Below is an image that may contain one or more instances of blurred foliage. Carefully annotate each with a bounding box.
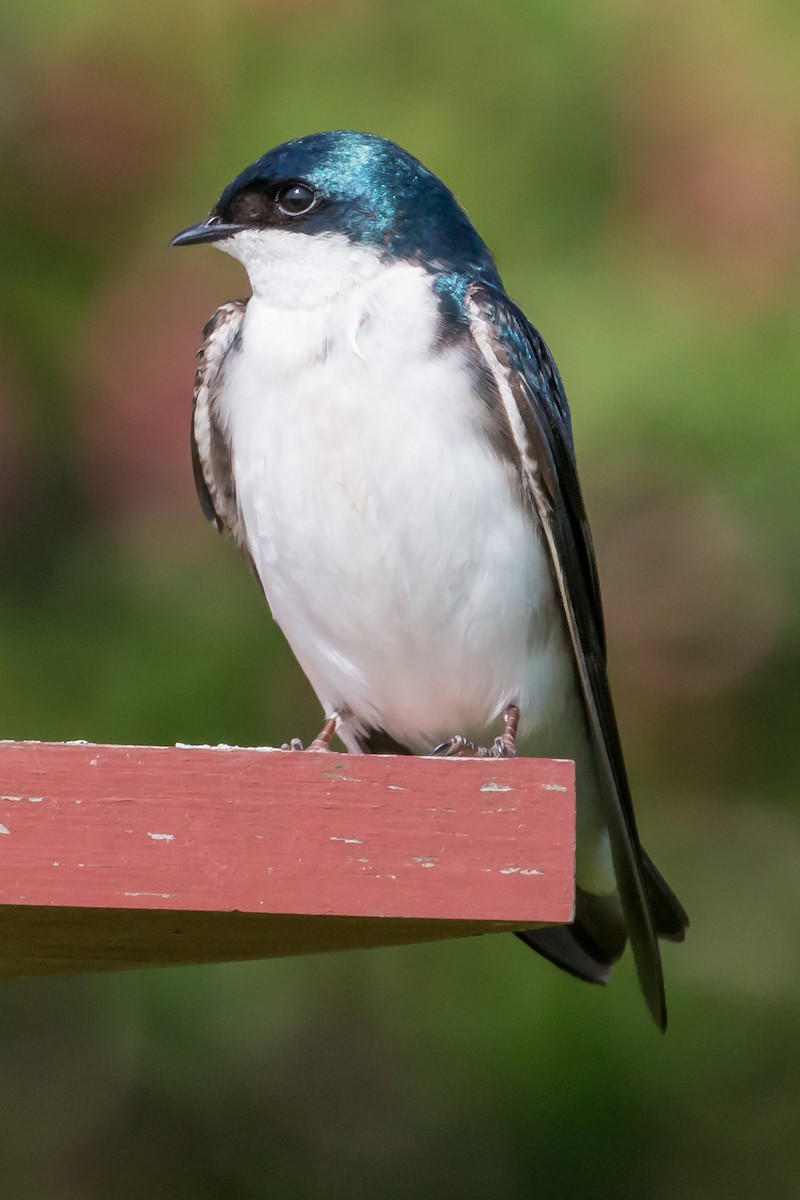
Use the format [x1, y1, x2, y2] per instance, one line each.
[0, 0, 799, 1196]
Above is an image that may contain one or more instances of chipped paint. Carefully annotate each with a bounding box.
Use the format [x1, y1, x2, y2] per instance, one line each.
[1, 795, 22, 803]
[499, 866, 542, 876]
[147, 832, 175, 842]
[123, 891, 174, 899]
[174, 741, 282, 753]
[330, 836, 363, 845]
[480, 782, 513, 793]
[411, 855, 438, 869]
[0, 824, 10, 835]
[541, 782, 568, 793]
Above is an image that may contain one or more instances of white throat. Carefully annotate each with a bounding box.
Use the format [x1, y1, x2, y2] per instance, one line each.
[217, 227, 384, 309]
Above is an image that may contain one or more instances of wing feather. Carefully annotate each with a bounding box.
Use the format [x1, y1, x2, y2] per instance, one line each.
[191, 300, 256, 572]
[466, 282, 687, 1029]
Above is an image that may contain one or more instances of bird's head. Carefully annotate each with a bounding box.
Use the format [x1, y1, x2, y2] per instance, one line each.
[172, 130, 498, 306]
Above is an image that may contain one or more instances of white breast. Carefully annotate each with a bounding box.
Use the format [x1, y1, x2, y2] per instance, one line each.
[216, 234, 573, 751]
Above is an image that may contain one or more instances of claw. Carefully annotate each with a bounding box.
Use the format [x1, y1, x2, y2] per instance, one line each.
[489, 734, 514, 759]
[432, 734, 482, 758]
[431, 705, 520, 760]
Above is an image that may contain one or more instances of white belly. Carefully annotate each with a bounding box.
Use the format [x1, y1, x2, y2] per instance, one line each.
[220, 262, 574, 752]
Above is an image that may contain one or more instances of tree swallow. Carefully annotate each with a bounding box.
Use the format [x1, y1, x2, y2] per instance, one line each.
[172, 130, 688, 1029]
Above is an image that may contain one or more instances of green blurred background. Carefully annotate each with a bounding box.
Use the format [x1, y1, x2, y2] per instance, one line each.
[1, 0, 799, 1196]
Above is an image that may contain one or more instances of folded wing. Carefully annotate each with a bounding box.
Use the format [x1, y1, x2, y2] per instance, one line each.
[465, 282, 688, 1030]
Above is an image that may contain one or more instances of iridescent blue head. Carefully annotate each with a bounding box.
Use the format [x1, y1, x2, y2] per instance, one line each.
[172, 130, 500, 288]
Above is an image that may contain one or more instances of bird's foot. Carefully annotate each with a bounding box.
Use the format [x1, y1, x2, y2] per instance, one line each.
[431, 734, 485, 758]
[432, 704, 520, 759]
[281, 712, 345, 753]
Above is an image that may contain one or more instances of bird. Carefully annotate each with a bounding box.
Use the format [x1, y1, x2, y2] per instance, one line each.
[172, 130, 688, 1029]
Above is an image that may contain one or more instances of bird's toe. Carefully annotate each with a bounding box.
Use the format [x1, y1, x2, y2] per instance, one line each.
[431, 735, 481, 758]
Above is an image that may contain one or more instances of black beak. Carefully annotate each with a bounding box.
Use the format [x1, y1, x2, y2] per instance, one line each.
[171, 214, 246, 247]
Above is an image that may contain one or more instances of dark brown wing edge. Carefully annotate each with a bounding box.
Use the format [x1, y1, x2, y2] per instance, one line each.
[191, 300, 257, 573]
[466, 283, 687, 1029]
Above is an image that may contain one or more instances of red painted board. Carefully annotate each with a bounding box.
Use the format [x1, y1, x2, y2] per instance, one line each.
[0, 742, 574, 925]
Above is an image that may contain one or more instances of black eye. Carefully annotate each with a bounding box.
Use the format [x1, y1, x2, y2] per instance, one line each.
[275, 182, 316, 217]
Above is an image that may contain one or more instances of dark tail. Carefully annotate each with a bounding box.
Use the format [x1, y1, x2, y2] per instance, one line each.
[518, 856, 688, 989]
[640, 849, 689, 942]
